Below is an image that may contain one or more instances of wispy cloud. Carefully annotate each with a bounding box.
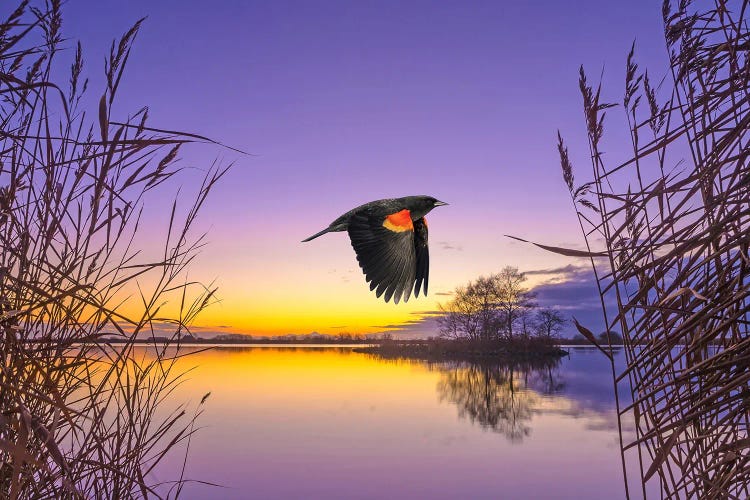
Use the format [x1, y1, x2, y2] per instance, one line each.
[409, 310, 442, 316]
[524, 263, 585, 276]
[371, 323, 414, 329]
[371, 315, 442, 339]
[533, 267, 611, 335]
[104, 322, 238, 339]
[437, 241, 463, 251]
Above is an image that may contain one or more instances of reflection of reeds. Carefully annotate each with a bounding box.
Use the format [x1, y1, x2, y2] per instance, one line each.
[0, 2, 226, 497]
[546, 1, 750, 498]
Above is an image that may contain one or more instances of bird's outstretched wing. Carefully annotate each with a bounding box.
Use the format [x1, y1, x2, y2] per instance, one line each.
[413, 217, 429, 297]
[348, 209, 421, 303]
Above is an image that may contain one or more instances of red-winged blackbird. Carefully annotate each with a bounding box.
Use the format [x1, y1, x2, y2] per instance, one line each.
[302, 196, 448, 303]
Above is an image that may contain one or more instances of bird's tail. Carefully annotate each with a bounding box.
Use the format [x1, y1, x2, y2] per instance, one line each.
[301, 228, 331, 242]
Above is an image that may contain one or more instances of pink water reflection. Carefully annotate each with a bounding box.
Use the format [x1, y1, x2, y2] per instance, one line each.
[153, 346, 635, 499]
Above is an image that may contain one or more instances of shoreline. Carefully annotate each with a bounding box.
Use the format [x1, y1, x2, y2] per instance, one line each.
[352, 338, 570, 363]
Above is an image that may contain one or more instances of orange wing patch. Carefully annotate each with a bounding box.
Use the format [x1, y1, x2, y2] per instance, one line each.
[383, 209, 414, 232]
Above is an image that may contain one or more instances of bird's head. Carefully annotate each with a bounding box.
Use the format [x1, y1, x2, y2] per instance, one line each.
[406, 195, 448, 219]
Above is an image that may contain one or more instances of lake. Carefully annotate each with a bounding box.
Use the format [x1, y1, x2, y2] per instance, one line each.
[153, 346, 637, 499]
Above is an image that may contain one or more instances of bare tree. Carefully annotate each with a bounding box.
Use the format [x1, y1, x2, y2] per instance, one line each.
[438, 267, 536, 341]
[518, 307, 536, 338]
[467, 276, 504, 339]
[534, 307, 567, 339]
[495, 266, 536, 340]
[438, 283, 487, 340]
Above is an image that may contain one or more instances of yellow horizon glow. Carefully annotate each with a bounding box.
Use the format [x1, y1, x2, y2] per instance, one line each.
[106, 263, 572, 336]
[97, 200, 581, 337]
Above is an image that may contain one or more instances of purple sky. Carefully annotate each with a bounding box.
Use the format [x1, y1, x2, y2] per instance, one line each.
[60, 1, 671, 336]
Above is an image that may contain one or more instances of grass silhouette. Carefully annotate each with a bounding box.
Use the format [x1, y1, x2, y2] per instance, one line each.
[0, 2, 229, 497]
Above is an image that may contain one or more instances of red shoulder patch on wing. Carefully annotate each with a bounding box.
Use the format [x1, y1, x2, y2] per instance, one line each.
[383, 209, 414, 232]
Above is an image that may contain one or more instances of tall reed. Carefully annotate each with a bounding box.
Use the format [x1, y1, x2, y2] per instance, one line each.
[0, 2, 229, 497]
[515, 1, 749, 497]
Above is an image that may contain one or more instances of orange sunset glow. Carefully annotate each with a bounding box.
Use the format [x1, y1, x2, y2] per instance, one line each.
[9, 0, 740, 497]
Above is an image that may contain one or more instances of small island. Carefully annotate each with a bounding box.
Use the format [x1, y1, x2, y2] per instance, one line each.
[354, 337, 567, 362]
[98, 266, 605, 362]
[361, 267, 574, 362]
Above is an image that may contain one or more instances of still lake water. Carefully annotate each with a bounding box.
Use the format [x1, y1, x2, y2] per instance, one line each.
[154, 346, 636, 499]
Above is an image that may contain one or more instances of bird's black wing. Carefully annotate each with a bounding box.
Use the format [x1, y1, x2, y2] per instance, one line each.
[413, 217, 429, 297]
[347, 210, 417, 303]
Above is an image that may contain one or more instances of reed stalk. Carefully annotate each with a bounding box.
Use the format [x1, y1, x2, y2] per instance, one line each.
[0, 2, 229, 497]
[513, 1, 750, 496]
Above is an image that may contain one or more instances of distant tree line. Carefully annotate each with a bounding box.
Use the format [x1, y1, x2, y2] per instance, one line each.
[101, 332, 393, 344]
[212, 332, 389, 343]
[437, 266, 567, 342]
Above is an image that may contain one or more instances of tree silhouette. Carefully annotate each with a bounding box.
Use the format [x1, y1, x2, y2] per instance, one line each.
[534, 307, 567, 339]
[438, 266, 536, 341]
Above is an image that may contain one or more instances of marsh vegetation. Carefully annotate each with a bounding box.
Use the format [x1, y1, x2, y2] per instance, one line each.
[517, 1, 750, 497]
[0, 2, 227, 497]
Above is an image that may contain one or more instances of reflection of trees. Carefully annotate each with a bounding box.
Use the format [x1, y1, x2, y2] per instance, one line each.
[525, 361, 565, 396]
[436, 359, 562, 442]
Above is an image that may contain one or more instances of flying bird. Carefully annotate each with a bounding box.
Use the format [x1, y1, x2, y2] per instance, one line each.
[302, 196, 448, 304]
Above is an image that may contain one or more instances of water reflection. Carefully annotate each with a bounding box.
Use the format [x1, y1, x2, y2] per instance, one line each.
[360, 349, 628, 443]
[154, 346, 631, 499]
[436, 359, 562, 442]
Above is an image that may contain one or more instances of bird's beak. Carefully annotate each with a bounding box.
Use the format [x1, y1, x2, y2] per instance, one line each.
[434, 200, 449, 207]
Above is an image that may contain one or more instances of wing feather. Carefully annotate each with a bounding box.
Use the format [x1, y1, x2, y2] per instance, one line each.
[414, 218, 429, 297]
[347, 211, 417, 303]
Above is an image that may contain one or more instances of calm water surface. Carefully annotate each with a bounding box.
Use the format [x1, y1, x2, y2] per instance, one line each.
[154, 346, 635, 499]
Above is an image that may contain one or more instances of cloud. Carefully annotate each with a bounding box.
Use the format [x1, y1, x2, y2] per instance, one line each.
[368, 267, 610, 339]
[371, 323, 415, 329]
[102, 321, 238, 339]
[532, 268, 612, 336]
[372, 314, 442, 339]
[434, 291, 453, 296]
[524, 263, 585, 276]
[437, 241, 463, 251]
